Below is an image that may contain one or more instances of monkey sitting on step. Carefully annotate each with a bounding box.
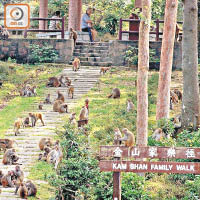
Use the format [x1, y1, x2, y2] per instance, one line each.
[53, 100, 68, 113]
[119, 128, 135, 147]
[2, 149, 19, 165]
[25, 180, 37, 197]
[14, 118, 24, 136]
[0, 139, 17, 151]
[46, 77, 61, 87]
[38, 146, 51, 161]
[1, 171, 15, 187]
[56, 91, 65, 102]
[69, 28, 78, 47]
[44, 94, 51, 104]
[39, 138, 53, 151]
[108, 88, 121, 99]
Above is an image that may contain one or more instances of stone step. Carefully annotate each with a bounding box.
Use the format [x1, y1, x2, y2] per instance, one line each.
[78, 61, 112, 67]
[75, 45, 109, 51]
[73, 52, 109, 57]
[76, 42, 109, 46]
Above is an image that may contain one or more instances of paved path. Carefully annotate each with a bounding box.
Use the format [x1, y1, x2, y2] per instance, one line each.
[0, 66, 100, 199]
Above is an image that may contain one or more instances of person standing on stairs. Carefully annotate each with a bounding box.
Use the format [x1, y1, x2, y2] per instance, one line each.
[81, 7, 97, 42]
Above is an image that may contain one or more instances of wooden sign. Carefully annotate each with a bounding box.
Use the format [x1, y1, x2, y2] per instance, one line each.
[100, 146, 200, 159]
[100, 160, 200, 174]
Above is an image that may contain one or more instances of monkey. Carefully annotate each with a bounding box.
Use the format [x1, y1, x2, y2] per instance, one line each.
[14, 118, 24, 136]
[25, 180, 37, 197]
[38, 102, 43, 110]
[44, 94, 51, 104]
[69, 28, 78, 47]
[2, 149, 19, 165]
[127, 99, 135, 112]
[68, 85, 74, 99]
[0, 139, 16, 150]
[72, 58, 80, 72]
[0, 171, 4, 185]
[85, 98, 89, 112]
[67, 78, 72, 87]
[30, 86, 37, 96]
[108, 88, 121, 99]
[23, 117, 30, 128]
[58, 103, 68, 113]
[47, 145, 63, 169]
[100, 67, 110, 75]
[119, 128, 135, 147]
[53, 100, 64, 112]
[173, 89, 182, 101]
[18, 183, 28, 199]
[114, 128, 122, 145]
[38, 146, 51, 161]
[69, 112, 76, 126]
[46, 77, 61, 87]
[170, 91, 179, 104]
[29, 113, 45, 127]
[59, 75, 68, 87]
[2, 28, 9, 40]
[152, 128, 165, 141]
[79, 106, 88, 121]
[14, 166, 24, 195]
[1, 171, 14, 187]
[39, 138, 53, 151]
[56, 91, 65, 102]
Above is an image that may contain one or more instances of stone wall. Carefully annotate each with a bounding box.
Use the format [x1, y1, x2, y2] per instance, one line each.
[109, 40, 182, 69]
[0, 39, 74, 63]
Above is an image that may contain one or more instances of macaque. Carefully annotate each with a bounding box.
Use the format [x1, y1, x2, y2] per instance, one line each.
[79, 106, 88, 121]
[53, 100, 65, 112]
[59, 103, 68, 113]
[25, 180, 37, 196]
[38, 102, 43, 110]
[29, 113, 45, 127]
[14, 166, 24, 195]
[44, 94, 51, 104]
[152, 128, 165, 141]
[114, 128, 122, 145]
[2, 28, 9, 40]
[68, 85, 74, 99]
[1, 171, 14, 187]
[23, 117, 30, 127]
[38, 147, 51, 161]
[18, 183, 28, 199]
[2, 149, 19, 165]
[69, 112, 76, 126]
[46, 77, 61, 87]
[14, 118, 24, 136]
[59, 75, 68, 87]
[100, 67, 110, 75]
[47, 145, 63, 169]
[67, 78, 72, 87]
[69, 28, 78, 47]
[108, 88, 121, 99]
[39, 138, 53, 151]
[173, 89, 182, 101]
[0, 139, 16, 150]
[56, 91, 65, 102]
[30, 86, 37, 96]
[170, 91, 179, 104]
[72, 58, 80, 72]
[127, 99, 135, 112]
[119, 128, 135, 147]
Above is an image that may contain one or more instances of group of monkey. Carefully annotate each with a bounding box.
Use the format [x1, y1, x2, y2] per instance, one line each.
[19, 84, 37, 97]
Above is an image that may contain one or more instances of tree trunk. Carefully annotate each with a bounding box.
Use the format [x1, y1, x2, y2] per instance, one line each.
[156, 0, 178, 120]
[182, 0, 200, 127]
[39, 0, 48, 30]
[68, 0, 82, 31]
[136, 0, 151, 147]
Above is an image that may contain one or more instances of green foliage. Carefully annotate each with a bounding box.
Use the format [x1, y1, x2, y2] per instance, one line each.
[29, 44, 59, 64]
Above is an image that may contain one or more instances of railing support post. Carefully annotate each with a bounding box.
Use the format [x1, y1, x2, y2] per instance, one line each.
[156, 19, 160, 41]
[61, 17, 65, 39]
[119, 18, 122, 40]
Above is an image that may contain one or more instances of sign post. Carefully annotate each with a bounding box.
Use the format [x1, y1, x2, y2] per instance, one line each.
[99, 145, 200, 200]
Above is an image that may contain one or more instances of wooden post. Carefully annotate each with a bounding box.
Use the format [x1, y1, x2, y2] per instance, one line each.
[39, 0, 48, 30]
[61, 17, 65, 39]
[156, 19, 160, 41]
[113, 156, 121, 200]
[119, 18, 122, 40]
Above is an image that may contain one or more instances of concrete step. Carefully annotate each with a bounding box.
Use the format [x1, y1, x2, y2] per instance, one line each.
[76, 42, 109, 46]
[73, 50, 109, 55]
[78, 61, 112, 67]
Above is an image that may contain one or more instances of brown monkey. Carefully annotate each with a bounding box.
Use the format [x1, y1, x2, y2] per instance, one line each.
[38, 102, 43, 110]
[173, 89, 182, 101]
[30, 86, 37, 96]
[119, 128, 135, 147]
[0, 139, 16, 150]
[25, 180, 37, 197]
[56, 91, 65, 102]
[44, 94, 51, 104]
[47, 145, 63, 169]
[2, 149, 19, 165]
[68, 85, 74, 99]
[108, 88, 121, 99]
[79, 106, 88, 121]
[69, 28, 78, 47]
[72, 58, 80, 71]
[14, 118, 24, 136]
[39, 138, 53, 151]
[67, 78, 72, 87]
[29, 113, 45, 127]
[1, 171, 14, 187]
[53, 100, 63, 112]
[170, 91, 179, 104]
[69, 112, 76, 125]
[14, 166, 24, 195]
[38, 147, 51, 161]
[46, 77, 61, 87]
[58, 103, 68, 113]
[59, 75, 68, 87]
[114, 128, 122, 145]
[100, 67, 110, 75]
[127, 99, 135, 112]
[18, 183, 28, 199]
[152, 128, 165, 141]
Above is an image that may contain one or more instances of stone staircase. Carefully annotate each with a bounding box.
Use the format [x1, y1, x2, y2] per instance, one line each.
[0, 66, 100, 200]
[71, 42, 112, 67]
